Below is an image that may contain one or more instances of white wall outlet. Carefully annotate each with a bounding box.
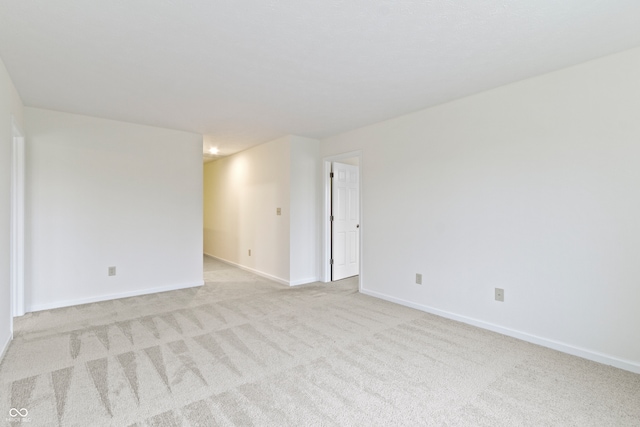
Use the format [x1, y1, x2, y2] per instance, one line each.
[416, 273, 422, 285]
[108, 266, 116, 276]
[276, 207, 281, 215]
[495, 288, 504, 302]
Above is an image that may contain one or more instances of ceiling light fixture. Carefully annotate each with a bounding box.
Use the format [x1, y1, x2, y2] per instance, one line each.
[209, 147, 219, 155]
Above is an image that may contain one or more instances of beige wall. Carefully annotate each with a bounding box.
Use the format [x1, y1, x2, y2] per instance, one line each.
[203, 135, 320, 285]
[204, 136, 291, 282]
[321, 47, 640, 373]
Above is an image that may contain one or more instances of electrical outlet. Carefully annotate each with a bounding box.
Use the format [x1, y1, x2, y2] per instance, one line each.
[495, 288, 504, 302]
[108, 266, 116, 276]
[248, 249, 251, 256]
[416, 273, 422, 285]
[276, 207, 281, 216]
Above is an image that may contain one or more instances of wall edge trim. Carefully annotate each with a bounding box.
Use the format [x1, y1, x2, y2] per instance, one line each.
[28, 280, 204, 313]
[289, 277, 320, 286]
[0, 333, 12, 363]
[204, 253, 290, 286]
[360, 288, 640, 374]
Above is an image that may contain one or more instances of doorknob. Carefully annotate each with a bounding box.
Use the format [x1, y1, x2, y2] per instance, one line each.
[357, 224, 360, 228]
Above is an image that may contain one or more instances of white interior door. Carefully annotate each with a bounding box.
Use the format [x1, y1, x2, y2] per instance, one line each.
[331, 162, 359, 280]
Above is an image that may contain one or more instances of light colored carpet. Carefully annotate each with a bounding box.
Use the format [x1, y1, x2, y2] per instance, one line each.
[1, 256, 639, 426]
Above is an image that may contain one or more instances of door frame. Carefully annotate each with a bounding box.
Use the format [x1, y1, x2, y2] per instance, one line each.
[10, 116, 26, 323]
[321, 150, 362, 288]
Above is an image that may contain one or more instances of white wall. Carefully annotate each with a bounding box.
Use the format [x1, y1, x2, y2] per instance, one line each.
[203, 135, 320, 285]
[204, 136, 291, 283]
[0, 57, 24, 359]
[25, 108, 203, 311]
[321, 47, 640, 373]
[290, 136, 320, 285]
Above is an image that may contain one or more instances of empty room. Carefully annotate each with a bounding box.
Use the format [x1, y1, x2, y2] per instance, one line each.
[1, 1, 639, 426]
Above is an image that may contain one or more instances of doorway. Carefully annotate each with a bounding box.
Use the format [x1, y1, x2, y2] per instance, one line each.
[322, 151, 362, 286]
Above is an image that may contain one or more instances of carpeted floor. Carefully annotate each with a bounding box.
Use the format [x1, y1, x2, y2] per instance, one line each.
[1, 256, 639, 426]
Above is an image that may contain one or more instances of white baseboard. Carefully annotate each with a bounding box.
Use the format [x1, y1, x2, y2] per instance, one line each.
[290, 277, 320, 286]
[204, 253, 313, 286]
[0, 332, 12, 363]
[361, 288, 640, 375]
[28, 280, 204, 312]
[204, 253, 289, 285]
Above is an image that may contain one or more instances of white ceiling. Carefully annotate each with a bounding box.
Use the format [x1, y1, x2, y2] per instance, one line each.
[1, 1, 640, 156]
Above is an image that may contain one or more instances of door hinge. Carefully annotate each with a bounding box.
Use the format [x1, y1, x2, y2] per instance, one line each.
[330, 215, 334, 221]
[330, 172, 334, 178]
[330, 259, 334, 265]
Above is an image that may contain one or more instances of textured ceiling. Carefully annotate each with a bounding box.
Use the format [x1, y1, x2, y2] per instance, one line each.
[1, 1, 640, 156]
